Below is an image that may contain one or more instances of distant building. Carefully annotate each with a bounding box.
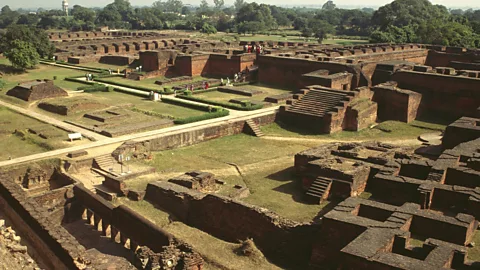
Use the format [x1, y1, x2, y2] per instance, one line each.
[62, 0, 68, 16]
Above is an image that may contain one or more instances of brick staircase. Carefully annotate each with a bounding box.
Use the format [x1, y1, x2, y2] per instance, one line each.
[245, 119, 264, 137]
[286, 88, 350, 118]
[93, 154, 118, 176]
[306, 177, 333, 204]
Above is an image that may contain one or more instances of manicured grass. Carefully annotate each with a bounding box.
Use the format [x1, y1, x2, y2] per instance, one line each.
[98, 76, 164, 89]
[261, 120, 448, 141]
[130, 134, 322, 222]
[0, 59, 86, 105]
[119, 198, 281, 270]
[241, 159, 327, 222]
[468, 230, 480, 261]
[143, 134, 313, 170]
[0, 106, 86, 160]
[194, 84, 293, 104]
[99, 74, 213, 89]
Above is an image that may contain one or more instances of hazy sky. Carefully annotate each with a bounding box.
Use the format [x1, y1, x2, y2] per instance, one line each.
[3, 0, 480, 10]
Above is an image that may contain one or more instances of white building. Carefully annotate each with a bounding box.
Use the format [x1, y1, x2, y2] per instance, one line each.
[62, 0, 68, 16]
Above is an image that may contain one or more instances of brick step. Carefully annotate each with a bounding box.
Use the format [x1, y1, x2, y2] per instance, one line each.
[292, 102, 342, 109]
[286, 110, 325, 118]
[296, 99, 344, 105]
[310, 88, 351, 96]
[296, 95, 346, 102]
[288, 107, 333, 114]
[308, 186, 328, 194]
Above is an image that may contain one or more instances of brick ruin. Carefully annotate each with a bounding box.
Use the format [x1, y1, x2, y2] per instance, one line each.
[3, 36, 480, 268]
[6, 79, 68, 101]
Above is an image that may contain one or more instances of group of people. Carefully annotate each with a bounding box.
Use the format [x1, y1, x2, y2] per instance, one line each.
[85, 73, 94, 81]
[244, 44, 264, 55]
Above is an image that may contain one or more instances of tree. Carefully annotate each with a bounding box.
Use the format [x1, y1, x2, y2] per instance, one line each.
[0, 5, 19, 28]
[234, 0, 245, 11]
[71, 5, 96, 23]
[213, 0, 224, 10]
[202, 22, 217, 34]
[3, 40, 40, 70]
[0, 25, 54, 59]
[322, 1, 336, 11]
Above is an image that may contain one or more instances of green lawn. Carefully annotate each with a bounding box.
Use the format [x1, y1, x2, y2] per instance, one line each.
[194, 84, 293, 104]
[0, 106, 87, 160]
[129, 134, 323, 222]
[99, 75, 213, 89]
[31, 91, 206, 123]
[261, 120, 448, 141]
[468, 230, 480, 261]
[0, 59, 86, 106]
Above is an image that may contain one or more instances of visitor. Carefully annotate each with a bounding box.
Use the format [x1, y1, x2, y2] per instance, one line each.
[202, 81, 206, 89]
[256, 45, 261, 55]
[149, 91, 154, 100]
[244, 44, 248, 53]
[205, 82, 209, 89]
[174, 89, 177, 96]
[221, 78, 224, 85]
[234, 73, 238, 82]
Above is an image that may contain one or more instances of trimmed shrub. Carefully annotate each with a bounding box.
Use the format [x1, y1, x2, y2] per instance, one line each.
[184, 90, 193, 96]
[53, 76, 57, 80]
[161, 97, 211, 112]
[65, 76, 96, 85]
[174, 109, 230, 124]
[131, 107, 175, 119]
[94, 78, 164, 93]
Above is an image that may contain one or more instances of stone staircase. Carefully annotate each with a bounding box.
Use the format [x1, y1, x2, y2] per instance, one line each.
[286, 88, 350, 118]
[306, 177, 333, 204]
[245, 119, 264, 137]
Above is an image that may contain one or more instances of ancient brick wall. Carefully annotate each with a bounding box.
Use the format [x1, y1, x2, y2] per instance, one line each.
[140, 112, 276, 152]
[443, 117, 480, 149]
[145, 181, 318, 268]
[257, 55, 369, 89]
[0, 177, 86, 269]
[73, 185, 174, 252]
[345, 103, 378, 131]
[392, 71, 480, 117]
[372, 84, 421, 123]
[425, 50, 480, 67]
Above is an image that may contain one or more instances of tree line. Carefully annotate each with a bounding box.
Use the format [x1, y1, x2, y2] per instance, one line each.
[2, 0, 480, 70]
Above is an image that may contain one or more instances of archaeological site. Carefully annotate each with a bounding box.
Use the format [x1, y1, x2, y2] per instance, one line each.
[1, 28, 480, 270]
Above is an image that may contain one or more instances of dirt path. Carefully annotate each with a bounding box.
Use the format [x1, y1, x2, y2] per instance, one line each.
[261, 136, 423, 146]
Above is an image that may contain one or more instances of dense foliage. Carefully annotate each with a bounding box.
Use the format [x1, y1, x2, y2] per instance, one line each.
[1, 0, 480, 47]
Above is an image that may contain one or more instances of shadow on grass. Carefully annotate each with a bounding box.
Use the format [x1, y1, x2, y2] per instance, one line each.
[415, 112, 458, 126]
[272, 181, 306, 204]
[274, 120, 323, 136]
[0, 64, 25, 75]
[266, 166, 296, 182]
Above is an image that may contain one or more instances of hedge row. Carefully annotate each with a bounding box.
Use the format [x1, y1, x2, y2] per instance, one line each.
[113, 87, 149, 97]
[174, 109, 230, 125]
[161, 97, 217, 112]
[64, 76, 96, 85]
[131, 107, 175, 119]
[94, 78, 166, 93]
[178, 95, 264, 111]
[54, 61, 109, 72]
